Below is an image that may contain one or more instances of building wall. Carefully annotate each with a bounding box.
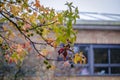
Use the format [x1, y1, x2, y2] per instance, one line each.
[76, 30, 120, 44]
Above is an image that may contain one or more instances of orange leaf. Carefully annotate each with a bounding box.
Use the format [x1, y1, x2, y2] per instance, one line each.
[34, 0, 41, 8]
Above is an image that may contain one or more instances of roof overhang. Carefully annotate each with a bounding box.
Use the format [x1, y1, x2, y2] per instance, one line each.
[73, 20, 120, 30]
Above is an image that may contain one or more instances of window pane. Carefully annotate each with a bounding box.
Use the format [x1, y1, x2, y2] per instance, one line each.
[111, 49, 120, 63]
[94, 67, 108, 75]
[111, 67, 120, 74]
[94, 48, 108, 63]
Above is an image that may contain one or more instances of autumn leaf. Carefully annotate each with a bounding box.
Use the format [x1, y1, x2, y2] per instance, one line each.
[73, 52, 86, 64]
[34, 0, 41, 8]
[73, 53, 81, 64]
[58, 47, 68, 61]
[29, 12, 38, 24]
[10, 5, 21, 16]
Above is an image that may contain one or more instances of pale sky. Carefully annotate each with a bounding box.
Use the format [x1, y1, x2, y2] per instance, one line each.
[39, 0, 120, 14]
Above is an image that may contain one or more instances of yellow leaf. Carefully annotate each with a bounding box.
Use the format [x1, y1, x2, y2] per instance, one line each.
[73, 52, 86, 64]
[73, 53, 81, 64]
[29, 12, 37, 24]
[10, 5, 21, 16]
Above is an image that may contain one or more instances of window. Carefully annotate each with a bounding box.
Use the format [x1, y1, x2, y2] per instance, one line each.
[94, 48, 108, 63]
[111, 49, 120, 63]
[55, 44, 120, 76]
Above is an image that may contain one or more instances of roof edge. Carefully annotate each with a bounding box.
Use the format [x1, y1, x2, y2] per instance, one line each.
[76, 20, 120, 26]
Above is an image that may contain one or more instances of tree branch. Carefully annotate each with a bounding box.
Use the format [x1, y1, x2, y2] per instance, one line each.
[0, 11, 48, 59]
[0, 9, 75, 62]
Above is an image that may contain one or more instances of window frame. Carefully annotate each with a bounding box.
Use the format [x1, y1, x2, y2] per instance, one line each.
[74, 44, 120, 76]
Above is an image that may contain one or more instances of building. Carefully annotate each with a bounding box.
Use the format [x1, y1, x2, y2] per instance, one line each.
[55, 12, 120, 80]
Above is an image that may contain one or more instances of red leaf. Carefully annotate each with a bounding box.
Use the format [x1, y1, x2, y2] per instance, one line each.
[58, 48, 64, 55]
[63, 50, 67, 60]
[58, 48, 68, 60]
